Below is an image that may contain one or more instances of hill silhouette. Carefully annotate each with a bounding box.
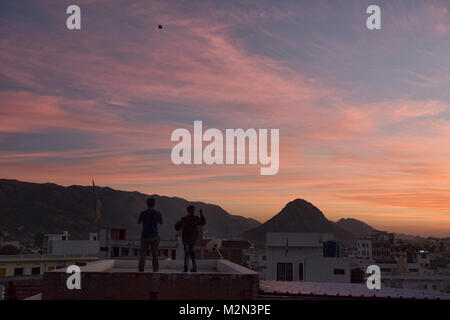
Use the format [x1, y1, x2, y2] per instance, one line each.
[242, 199, 356, 245]
[0, 179, 260, 241]
[335, 218, 376, 236]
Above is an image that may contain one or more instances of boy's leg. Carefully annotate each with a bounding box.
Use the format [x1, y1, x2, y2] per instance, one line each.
[183, 243, 189, 272]
[138, 239, 149, 272]
[150, 236, 160, 272]
[190, 244, 197, 272]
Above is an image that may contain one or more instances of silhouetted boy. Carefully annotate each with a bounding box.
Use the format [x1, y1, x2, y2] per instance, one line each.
[175, 205, 206, 272]
[138, 198, 163, 272]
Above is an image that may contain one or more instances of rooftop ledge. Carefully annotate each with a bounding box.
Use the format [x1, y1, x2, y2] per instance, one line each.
[43, 259, 259, 300]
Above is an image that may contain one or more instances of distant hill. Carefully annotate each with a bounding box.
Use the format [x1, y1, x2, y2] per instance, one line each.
[0, 179, 260, 241]
[335, 218, 376, 237]
[242, 199, 355, 245]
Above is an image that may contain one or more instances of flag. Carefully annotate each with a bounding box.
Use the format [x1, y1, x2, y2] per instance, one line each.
[285, 237, 289, 257]
[92, 179, 102, 223]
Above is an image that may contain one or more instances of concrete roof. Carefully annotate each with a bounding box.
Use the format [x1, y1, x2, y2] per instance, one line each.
[260, 280, 450, 300]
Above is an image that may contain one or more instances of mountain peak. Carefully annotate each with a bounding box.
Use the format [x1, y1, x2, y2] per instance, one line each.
[335, 217, 375, 236]
[242, 198, 354, 244]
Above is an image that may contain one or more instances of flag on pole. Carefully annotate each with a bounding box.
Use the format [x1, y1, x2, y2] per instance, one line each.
[92, 179, 102, 223]
[285, 237, 289, 257]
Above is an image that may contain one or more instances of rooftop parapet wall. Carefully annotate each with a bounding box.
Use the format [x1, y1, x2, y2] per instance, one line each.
[42, 259, 259, 300]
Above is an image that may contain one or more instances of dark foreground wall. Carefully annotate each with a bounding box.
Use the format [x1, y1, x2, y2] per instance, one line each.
[43, 271, 258, 300]
[43, 259, 259, 300]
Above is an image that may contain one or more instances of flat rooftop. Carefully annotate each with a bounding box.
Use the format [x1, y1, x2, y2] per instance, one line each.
[52, 259, 255, 274]
[260, 280, 450, 300]
[43, 259, 259, 300]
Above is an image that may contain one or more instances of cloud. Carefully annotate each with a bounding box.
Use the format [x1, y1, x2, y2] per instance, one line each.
[0, 0, 450, 236]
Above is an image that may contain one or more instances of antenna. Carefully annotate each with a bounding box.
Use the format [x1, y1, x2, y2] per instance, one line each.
[206, 238, 223, 259]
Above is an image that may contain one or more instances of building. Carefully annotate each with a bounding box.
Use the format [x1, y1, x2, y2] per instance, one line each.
[98, 227, 250, 265]
[195, 239, 250, 265]
[42, 231, 70, 253]
[42, 259, 259, 300]
[371, 231, 395, 262]
[356, 238, 373, 259]
[0, 254, 98, 277]
[243, 248, 267, 278]
[260, 280, 450, 300]
[99, 227, 180, 260]
[43, 232, 100, 256]
[381, 274, 445, 292]
[355, 231, 395, 263]
[265, 232, 350, 282]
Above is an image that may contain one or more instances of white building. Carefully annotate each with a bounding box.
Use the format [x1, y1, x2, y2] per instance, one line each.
[356, 239, 373, 259]
[43, 231, 100, 256]
[265, 232, 350, 282]
[98, 228, 178, 259]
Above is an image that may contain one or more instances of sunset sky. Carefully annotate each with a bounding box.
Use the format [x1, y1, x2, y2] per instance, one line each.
[1, 0, 450, 237]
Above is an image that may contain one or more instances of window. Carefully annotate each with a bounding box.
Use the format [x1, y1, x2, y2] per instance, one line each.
[134, 248, 139, 256]
[262, 256, 266, 261]
[0, 268, 6, 277]
[14, 267, 24, 276]
[277, 263, 293, 281]
[298, 263, 304, 281]
[31, 267, 41, 275]
[333, 268, 345, 275]
[112, 247, 119, 257]
[122, 248, 129, 256]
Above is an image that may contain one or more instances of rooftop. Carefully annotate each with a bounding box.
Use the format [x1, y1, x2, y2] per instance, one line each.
[68, 259, 254, 274]
[43, 259, 259, 300]
[260, 280, 450, 300]
[0, 254, 98, 262]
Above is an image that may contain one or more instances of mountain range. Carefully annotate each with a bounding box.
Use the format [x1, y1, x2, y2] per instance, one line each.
[0, 179, 378, 245]
[0, 179, 260, 241]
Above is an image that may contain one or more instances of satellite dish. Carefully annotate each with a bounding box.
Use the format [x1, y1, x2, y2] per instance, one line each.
[206, 238, 223, 259]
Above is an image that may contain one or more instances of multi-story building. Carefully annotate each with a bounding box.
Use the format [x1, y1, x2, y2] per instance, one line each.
[356, 231, 395, 262]
[356, 238, 373, 259]
[99, 228, 179, 260]
[265, 232, 351, 283]
[371, 231, 395, 262]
